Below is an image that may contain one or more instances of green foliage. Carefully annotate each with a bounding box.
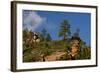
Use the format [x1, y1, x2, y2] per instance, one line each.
[79, 47, 91, 59]
[39, 33, 45, 41]
[40, 47, 53, 55]
[59, 19, 71, 40]
[46, 33, 52, 41]
[23, 29, 28, 37]
[41, 28, 52, 42]
[73, 28, 80, 38]
[41, 28, 47, 39]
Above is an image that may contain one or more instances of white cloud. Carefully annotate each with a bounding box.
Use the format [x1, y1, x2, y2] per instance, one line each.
[23, 11, 46, 31]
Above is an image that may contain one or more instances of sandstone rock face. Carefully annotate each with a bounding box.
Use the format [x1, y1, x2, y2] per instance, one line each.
[41, 52, 67, 61]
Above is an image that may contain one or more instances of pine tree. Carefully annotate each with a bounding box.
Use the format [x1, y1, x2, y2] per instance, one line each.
[41, 28, 47, 41]
[46, 33, 52, 41]
[73, 28, 80, 38]
[59, 19, 71, 40]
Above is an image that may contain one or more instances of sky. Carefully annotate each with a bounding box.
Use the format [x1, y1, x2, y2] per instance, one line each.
[23, 10, 91, 45]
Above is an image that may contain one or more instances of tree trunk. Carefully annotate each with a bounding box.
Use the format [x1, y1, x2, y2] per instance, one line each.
[63, 34, 67, 41]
